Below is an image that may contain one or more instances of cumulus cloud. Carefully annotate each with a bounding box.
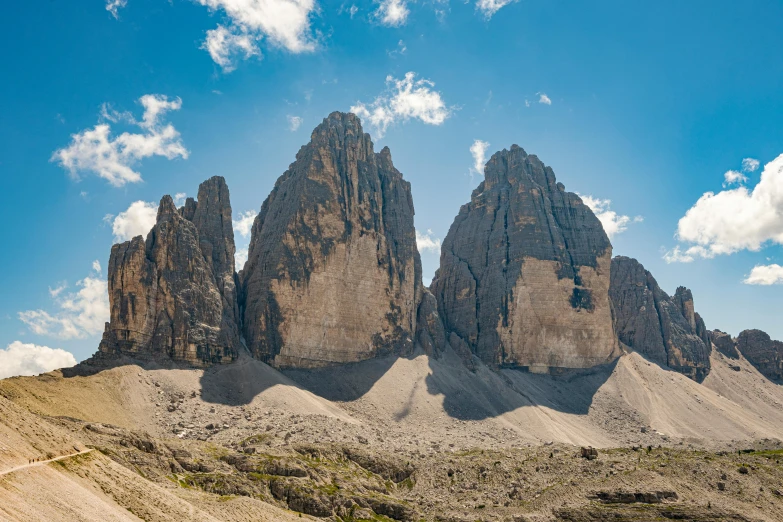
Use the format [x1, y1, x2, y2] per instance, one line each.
[202, 25, 260, 72]
[233, 210, 258, 238]
[235, 247, 249, 269]
[375, 0, 409, 26]
[51, 94, 188, 187]
[287, 115, 303, 131]
[351, 72, 452, 138]
[470, 139, 490, 176]
[579, 194, 643, 239]
[416, 229, 442, 254]
[743, 264, 783, 285]
[476, 0, 515, 18]
[723, 170, 748, 186]
[108, 201, 157, 243]
[0, 342, 77, 380]
[665, 153, 783, 262]
[19, 263, 109, 340]
[538, 93, 552, 105]
[742, 157, 760, 173]
[106, 0, 127, 19]
[196, 0, 316, 70]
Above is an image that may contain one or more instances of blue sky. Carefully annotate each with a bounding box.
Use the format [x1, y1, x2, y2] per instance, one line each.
[1, 0, 783, 369]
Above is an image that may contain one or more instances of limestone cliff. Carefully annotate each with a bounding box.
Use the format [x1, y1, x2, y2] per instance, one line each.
[736, 329, 783, 381]
[609, 256, 711, 381]
[710, 329, 739, 359]
[239, 112, 426, 368]
[430, 145, 619, 372]
[99, 177, 240, 365]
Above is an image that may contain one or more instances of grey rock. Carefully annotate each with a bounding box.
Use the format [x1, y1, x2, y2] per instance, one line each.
[736, 329, 783, 381]
[711, 329, 739, 359]
[99, 176, 240, 365]
[609, 256, 711, 381]
[431, 145, 619, 371]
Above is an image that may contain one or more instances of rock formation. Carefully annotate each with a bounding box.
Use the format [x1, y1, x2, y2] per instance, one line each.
[710, 329, 739, 359]
[99, 176, 240, 365]
[609, 256, 711, 381]
[239, 112, 429, 368]
[430, 145, 620, 372]
[736, 329, 783, 381]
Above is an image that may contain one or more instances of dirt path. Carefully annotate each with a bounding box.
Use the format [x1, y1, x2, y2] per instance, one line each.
[0, 449, 93, 477]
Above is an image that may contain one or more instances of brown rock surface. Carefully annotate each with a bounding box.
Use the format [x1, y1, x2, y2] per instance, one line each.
[239, 112, 426, 368]
[736, 329, 783, 381]
[609, 256, 711, 381]
[99, 176, 240, 365]
[430, 145, 619, 371]
[710, 329, 739, 359]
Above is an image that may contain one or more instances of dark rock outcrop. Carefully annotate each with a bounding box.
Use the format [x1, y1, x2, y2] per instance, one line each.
[710, 329, 739, 359]
[239, 112, 431, 368]
[431, 145, 619, 372]
[609, 256, 711, 381]
[99, 176, 240, 365]
[736, 329, 783, 381]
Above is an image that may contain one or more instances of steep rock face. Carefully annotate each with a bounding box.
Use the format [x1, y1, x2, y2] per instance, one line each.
[736, 329, 783, 381]
[99, 177, 240, 365]
[710, 330, 739, 359]
[609, 256, 711, 381]
[430, 146, 619, 372]
[239, 112, 424, 368]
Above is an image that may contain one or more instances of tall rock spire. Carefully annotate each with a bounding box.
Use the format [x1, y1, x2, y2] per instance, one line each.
[99, 176, 240, 365]
[431, 145, 620, 372]
[239, 112, 424, 368]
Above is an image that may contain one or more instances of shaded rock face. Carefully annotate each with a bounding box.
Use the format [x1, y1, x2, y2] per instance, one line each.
[99, 177, 240, 365]
[710, 330, 739, 359]
[431, 146, 619, 371]
[239, 112, 424, 368]
[736, 329, 783, 381]
[609, 256, 711, 381]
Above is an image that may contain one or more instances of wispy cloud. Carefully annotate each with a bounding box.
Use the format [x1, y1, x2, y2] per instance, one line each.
[287, 115, 303, 131]
[578, 194, 642, 239]
[476, 0, 516, 19]
[52, 95, 187, 187]
[375, 0, 409, 26]
[106, 0, 127, 19]
[416, 229, 442, 253]
[351, 72, 452, 138]
[538, 93, 552, 105]
[233, 210, 257, 238]
[202, 25, 261, 72]
[470, 139, 490, 177]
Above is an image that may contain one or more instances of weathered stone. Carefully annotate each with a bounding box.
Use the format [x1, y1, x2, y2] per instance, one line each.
[711, 329, 739, 359]
[99, 177, 240, 365]
[431, 145, 619, 371]
[736, 329, 783, 381]
[609, 256, 711, 381]
[415, 290, 448, 357]
[239, 112, 425, 368]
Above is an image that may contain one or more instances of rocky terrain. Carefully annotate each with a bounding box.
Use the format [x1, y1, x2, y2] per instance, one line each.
[3, 112, 783, 521]
[431, 146, 619, 372]
[609, 256, 712, 381]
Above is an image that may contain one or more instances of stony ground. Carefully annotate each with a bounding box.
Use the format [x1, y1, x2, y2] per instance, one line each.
[2, 348, 783, 521]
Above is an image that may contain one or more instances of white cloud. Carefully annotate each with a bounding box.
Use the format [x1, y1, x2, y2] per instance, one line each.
[174, 192, 187, 206]
[538, 93, 552, 105]
[579, 194, 643, 239]
[92, 260, 102, 274]
[351, 72, 452, 138]
[0, 342, 77, 380]
[349, 4, 358, 17]
[111, 201, 157, 243]
[19, 263, 109, 340]
[196, 0, 316, 70]
[375, 0, 409, 26]
[416, 229, 441, 253]
[287, 115, 303, 131]
[235, 247, 249, 269]
[470, 139, 490, 176]
[743, 264, 783, 285]
[666, 153, 783, 262]
[742, 157, 760, 173]
[233, 210, 257, 238]
[476, 0, 515, 18]
[723, 169, 747, 186]
[51, 94, 188, 187]
[202, 25, 260, 72]
[106, 0, 127, 19]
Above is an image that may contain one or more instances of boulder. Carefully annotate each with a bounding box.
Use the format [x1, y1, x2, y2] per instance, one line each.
[431, 145, 619, 371]
[609, 256, 711, 381]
